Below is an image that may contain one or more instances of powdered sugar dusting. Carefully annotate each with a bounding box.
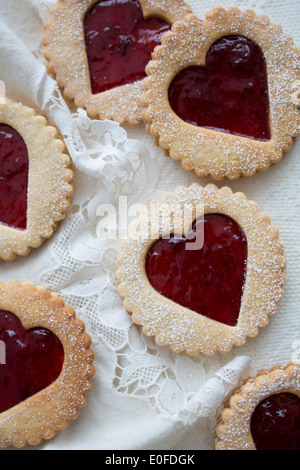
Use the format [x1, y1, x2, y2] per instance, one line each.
[215, 364, 300, 449]
[43, 0, 193, 125]
[117, 183, 286, 356]
[0, 282, 94, 449]
[142, 8, 300, 180]
[0, 98, 74, 260]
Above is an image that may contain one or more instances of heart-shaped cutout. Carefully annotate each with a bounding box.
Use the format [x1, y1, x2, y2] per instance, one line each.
[117, 184, 286, 355]
[251, 392, 300, 450]
[84, 0, 170, 94]
[215, 365, 300, 450]
[145, 213, 248, 326]
[0, 282, 94, 448]
[168, 35, 270, 141]
[0, 310, 64, 413]
[0, 124, 28, 230]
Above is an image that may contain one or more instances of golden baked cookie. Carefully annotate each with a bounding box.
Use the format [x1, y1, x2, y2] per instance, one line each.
[142, 7, 300, 180]
[215, 364, 300, 450]
[117, 183, 286, 356]
[0, 282, 95, 449]
[43, 0, 193, 125]
[0, 98, 74, 260]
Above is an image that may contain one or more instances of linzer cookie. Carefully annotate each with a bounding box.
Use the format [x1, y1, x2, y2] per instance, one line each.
[0, 282, 94, 448]
[0, 98, 74, 260]
[43, 0, 193, 125]
[117, 183, 286, 356]
[215, 364, 300, 450]
[142, 8, 300, 180]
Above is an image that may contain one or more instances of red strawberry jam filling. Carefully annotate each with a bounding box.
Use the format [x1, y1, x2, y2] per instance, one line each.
[168, 35, 270, 141]
[145, 213, 247, 327]
[251, 392, 300, 450]
[84, 0, 170, 94]
[0, 310, 64, 413]
[0, 124, 28, 230]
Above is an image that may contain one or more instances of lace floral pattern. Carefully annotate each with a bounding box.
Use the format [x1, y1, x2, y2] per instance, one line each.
[1, 0, 294, 428]
[41, 103, 252, 423]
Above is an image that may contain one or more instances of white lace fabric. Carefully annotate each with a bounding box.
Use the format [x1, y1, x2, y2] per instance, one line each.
[0, 0, 299, 450]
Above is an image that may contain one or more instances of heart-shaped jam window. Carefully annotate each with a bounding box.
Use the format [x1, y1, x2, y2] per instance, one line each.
[0, 310, 64, 413]
[168, 35, 270, 141]
[146, 213, 248, 327]
[251, 392, 300, 450]
[0, 124, 29, 230]
[84, 0, 170, 94]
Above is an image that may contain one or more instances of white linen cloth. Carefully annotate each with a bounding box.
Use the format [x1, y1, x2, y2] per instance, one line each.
[0, 0, 299, 450]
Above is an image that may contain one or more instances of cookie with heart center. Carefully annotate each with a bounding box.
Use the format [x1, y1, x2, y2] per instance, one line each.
[117, 183, 286, 356]
[142, 8, 300, 180]
[215, 364, 300, 450]
[0, 98, 74, 261]
[43, 0, 193, 125]
[0, 282, 94, 449]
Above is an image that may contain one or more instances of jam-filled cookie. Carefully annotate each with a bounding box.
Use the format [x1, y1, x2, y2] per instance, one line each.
[0, 98, 74, 260]
[117, 183, 286, 356]
[142, 8, 300, 180]
[215, 364, 300, 450]
[0, 282, 94, 448]
[43, 0, 193, 125]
